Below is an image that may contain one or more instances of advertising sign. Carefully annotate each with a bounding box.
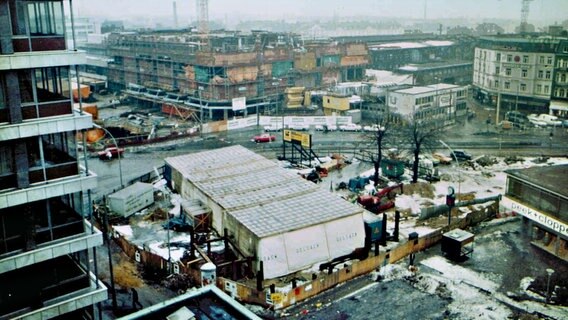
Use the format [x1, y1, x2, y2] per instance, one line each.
[232, 97, 246, 111]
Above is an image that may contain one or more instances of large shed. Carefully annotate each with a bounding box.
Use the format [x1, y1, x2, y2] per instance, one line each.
[165, 145, 366, 279]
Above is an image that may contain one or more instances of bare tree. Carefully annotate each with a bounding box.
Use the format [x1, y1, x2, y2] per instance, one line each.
[398, 117, 442, 183]
[365, 118, 390, 187]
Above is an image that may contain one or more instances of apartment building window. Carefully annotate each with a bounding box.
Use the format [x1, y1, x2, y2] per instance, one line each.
[544, 85, 549, 94]
[495, 66, 500, 74]
[561, 73, 567, 83]
[26, 1, 65, 36]
[0, 78, 5, 110]
[558, 89, 566, 98]
[538, 70, 544, 78]
[536, 84, 542, 93]
[545, 71, 551, 79]
[505, 82, 510, 89]
[505, 68, 511, 76]
[523, 55, 529, 63]
[520, 83, 526, 91]
[547, 56, 553, 65]
[507, 54, 512, 62]
[18, 67, 70, 105]
[0, 145, 14, 175]
[521, 69, 527, 77]
[496, 53, 501, 61]
[495, 80, 499, 88]
[539, 56, 545, 64]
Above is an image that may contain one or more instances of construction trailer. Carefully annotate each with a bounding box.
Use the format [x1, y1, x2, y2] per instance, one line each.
[165, 145, 366, 280]
[107, 182, 154, 218]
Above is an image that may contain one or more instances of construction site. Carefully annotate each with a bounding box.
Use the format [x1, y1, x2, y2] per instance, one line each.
[105, 0, 369, 122]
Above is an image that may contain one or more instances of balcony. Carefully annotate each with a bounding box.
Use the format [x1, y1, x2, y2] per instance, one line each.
[0, 167, 97, 209]
[12, 36, 66, 53]
[0, 108, 93, 141]
[0, 50, 85, 71]
[0, 220, 103, 274]
[0, 256, 107, 320]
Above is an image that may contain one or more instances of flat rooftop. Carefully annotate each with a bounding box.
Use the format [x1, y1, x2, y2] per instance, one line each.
[165, 145, 364, 238]
[505, 164, 568, 199]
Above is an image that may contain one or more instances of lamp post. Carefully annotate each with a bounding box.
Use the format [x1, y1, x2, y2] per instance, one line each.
[93, 124, 124, 188]
[546, 268, 554, 304]
[439, 139, 461, 201]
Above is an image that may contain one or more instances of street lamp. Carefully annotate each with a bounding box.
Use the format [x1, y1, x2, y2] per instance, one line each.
[439, 139, 462, 207]
[546, 268, 554, 304]
[93, 123, 124, 188]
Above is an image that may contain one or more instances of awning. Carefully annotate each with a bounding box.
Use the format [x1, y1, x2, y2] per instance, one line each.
[549, 100, 568, 111]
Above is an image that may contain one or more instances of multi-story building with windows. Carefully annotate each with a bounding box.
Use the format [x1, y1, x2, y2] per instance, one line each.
[472, 36, 567, 119]
[106, 30, 368, 121]
[387, 83, 469, 125]
[502, 165, 567, 262]
[550, 40, 568, 119]
[0, 1, 107, 319]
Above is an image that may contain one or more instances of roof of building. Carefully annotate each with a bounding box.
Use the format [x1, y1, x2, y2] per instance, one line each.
[505, 164, 568, 199]
[398, 61, 472, 72]
[117, 285, 261, 320]
[393, 86, 436, 95]
[369, 40, 454, 50]
[165, 145, 364, 238]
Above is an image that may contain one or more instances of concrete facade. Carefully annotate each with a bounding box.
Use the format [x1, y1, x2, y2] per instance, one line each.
[0, 1, 106, 319]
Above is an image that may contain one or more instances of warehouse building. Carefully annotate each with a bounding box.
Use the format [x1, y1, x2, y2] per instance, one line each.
[502, 165, 567, 261]
[164, 145, 366, 279]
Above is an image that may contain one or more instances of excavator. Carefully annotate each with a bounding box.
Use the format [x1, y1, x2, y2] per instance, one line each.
[357, 183, 403, 214]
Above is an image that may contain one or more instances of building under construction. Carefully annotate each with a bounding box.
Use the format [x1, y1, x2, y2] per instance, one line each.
[106, 30, 368, 120]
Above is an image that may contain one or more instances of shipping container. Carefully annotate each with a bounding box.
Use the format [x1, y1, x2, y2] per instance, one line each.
[108, 182, 154, 217]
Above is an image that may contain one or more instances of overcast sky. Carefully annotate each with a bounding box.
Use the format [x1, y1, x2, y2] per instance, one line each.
[75, 0, 566, 24]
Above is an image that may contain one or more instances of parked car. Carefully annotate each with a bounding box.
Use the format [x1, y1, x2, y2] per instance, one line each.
[315, 124, 337, 131]
[339, 123, 362, 131]
[432, 152, 452, 165]
[527, 114, 562, 127]
[505, 111, 530, 128]
[252, 133, 276, 143]
[264, 125, 282, 132]
[451, 150, 472, 161]
[98, 147, 124, 160]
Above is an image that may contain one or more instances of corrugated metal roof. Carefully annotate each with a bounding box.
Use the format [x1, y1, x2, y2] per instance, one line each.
[165, 145, 364, 237]
[230, 190, 362, 238]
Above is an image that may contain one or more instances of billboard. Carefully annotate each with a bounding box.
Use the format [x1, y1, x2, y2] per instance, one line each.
[232, 97, 246, 111]
[283, 130, 311, 148]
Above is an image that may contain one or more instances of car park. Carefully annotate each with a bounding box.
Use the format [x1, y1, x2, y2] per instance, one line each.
[252, 133, 276, 143]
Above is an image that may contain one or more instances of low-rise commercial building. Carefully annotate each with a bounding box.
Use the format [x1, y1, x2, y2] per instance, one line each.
[387, 83, 468, 125]
[502, 165, 567, 261]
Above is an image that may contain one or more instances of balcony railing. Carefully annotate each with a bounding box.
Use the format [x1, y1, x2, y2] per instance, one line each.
[12, 36, 66, 53]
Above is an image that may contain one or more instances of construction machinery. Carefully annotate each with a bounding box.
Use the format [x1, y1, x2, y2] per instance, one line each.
[357, 183, 403, 214]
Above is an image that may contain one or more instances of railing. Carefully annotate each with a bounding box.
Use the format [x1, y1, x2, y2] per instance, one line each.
[12, 36, 66, 52]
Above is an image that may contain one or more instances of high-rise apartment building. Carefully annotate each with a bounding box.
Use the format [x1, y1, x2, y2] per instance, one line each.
[0, 1, 106, 319]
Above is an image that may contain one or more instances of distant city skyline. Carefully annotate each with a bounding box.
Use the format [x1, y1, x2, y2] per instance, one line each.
[76, 0, 566, 25]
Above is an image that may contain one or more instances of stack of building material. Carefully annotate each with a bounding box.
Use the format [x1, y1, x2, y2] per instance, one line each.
[285, 87, 305, 108]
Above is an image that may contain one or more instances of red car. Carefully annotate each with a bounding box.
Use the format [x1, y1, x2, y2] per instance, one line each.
[98, 147, 125, 160]
[253, 133, 276, 143]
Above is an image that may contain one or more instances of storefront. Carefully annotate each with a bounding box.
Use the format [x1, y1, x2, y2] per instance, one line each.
[502, 165, 568, 261]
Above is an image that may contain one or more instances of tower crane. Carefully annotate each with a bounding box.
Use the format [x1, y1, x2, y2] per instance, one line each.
[519, 0, 533, 33]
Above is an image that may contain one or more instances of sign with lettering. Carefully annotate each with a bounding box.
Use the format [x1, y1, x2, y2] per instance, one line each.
[283, 129, 311, 148]
[502, 197, 567, 237]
